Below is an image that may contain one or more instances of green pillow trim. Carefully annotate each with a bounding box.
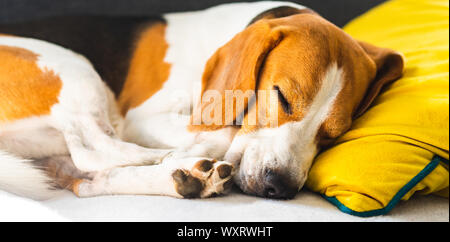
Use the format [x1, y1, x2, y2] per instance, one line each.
[322, 155, 448, 217]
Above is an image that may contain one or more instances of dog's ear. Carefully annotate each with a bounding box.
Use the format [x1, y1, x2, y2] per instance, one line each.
[189, 21, 283, 131]
[354, 41, 405, 118]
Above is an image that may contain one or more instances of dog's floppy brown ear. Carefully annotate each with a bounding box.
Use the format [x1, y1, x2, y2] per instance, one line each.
[189, 21, 283, 131]
[354, 41, 405, 118]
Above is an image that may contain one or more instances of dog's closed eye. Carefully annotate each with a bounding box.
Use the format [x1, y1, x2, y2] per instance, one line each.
[273, 85, 292, 115]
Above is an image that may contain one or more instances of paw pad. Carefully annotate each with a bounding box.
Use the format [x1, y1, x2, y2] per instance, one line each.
[172, 169, 204, 198]
[217, 164, 232, 179]
[195, 159, 215, 172]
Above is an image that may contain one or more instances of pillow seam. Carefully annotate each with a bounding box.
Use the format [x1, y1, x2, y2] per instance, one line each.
[321, 155, 447, 217]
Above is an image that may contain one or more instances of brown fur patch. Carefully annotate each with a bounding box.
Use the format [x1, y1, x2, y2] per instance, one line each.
[118, 23, 171, 115]
[0, 45, 62, 124]
[71, 179, 84, 197]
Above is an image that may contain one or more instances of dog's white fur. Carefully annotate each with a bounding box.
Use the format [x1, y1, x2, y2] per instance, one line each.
[0, 150, 61, 200]
[0, 1, 346, 199]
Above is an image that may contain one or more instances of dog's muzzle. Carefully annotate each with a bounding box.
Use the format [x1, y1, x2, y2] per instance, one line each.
[235, 168, 299, 200]
[262, 170, 298, 199]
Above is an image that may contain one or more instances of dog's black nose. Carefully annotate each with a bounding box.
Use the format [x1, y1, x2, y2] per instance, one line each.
[262, 171, 298, 199]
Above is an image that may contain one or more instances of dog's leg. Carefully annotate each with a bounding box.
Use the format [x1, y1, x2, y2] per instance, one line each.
[49, 70, 173, 172]
[177, 127, 239, 160]
[73, 157, 234, 198]
[55, 114, 173, 172]
[124, 112, 239, 161]
[0, 117, 68, 159]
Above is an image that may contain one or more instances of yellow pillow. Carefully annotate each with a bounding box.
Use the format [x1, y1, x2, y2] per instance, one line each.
[306, 0, 449, 217]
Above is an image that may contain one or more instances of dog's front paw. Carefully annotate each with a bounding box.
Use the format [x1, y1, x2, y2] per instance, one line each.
[172, 159, 234, 198]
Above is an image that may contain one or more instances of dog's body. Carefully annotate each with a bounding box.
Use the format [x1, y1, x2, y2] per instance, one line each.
[0, 1, 404, 200]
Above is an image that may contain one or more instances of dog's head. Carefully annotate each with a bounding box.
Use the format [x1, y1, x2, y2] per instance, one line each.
[190, 11, 404, 199]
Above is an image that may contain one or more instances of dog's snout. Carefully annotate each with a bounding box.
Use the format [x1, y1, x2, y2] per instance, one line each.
[262, 171, 298, 200]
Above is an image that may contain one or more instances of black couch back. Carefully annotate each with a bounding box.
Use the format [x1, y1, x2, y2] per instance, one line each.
[0, 0, 386, 27]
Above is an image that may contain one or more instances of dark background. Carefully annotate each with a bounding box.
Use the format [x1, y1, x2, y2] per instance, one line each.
[0, 0, 387, 27]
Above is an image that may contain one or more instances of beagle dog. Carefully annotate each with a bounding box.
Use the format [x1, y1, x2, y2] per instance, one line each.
[0, 1, 404, 200]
